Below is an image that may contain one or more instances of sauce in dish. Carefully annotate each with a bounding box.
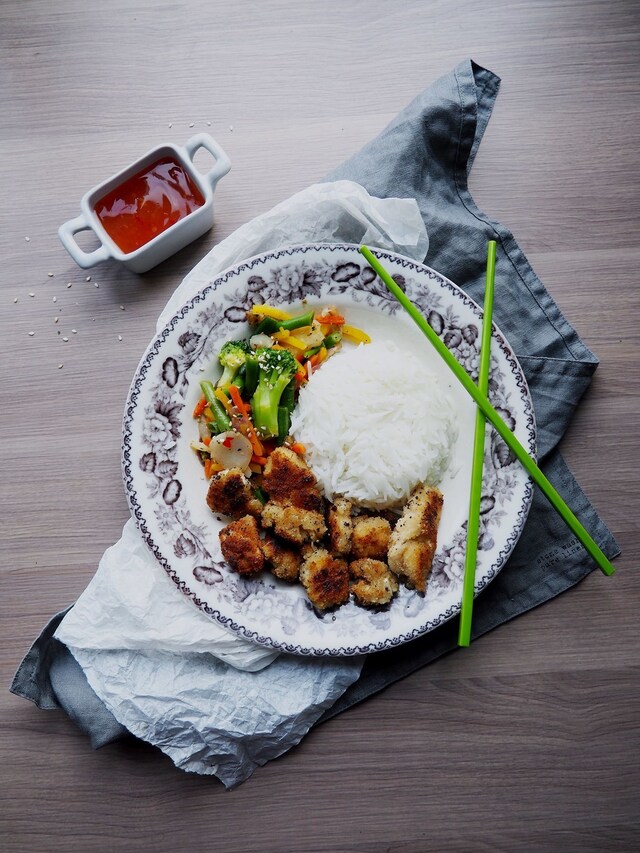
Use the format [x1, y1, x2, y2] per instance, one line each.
[94, 156, 205, 254]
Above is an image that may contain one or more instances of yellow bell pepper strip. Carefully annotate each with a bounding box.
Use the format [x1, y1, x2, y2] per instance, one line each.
[341, 324, 371, 344]
[250, 304, 292, 321]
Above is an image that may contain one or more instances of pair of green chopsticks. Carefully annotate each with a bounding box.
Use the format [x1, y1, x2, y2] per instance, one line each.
[359, 244, 615, 647]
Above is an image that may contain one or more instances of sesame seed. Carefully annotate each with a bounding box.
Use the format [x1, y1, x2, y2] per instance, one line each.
[25, 236, 30, 242]
[66, 282, 72, 288]
[86, 276, 91, 281]
[29, 292, 35, 297]
[189, 122, 194, 128]
[206, 121, 211, 126]
[48, 272, 54, 277]
[62, 336, 69, 342]
[13, 298, 18, 303]
[28, 331, 35, 336]
[120, 305, 125, 310]
[118, 335, 122, 341]
[94, 282, 99, 288]
[54, 316, 59, 323]
[229, 124, 234, 131]
[72, 329, 77, 334]
[58, 364, 63, 369]
[53, 296, 57, 303]
[169, 122, 173, 128]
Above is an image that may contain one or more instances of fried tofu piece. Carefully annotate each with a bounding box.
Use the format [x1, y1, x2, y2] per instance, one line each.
[351, 516, 391, 560]
[262, 534, 302, 583]
[299, 549, 350, 610]
[219, 515, 264, 576]
[262, 447, 324, 512]
[327, 497, 353, 555]
[349, 558, 398, 607]
[387, 484, 443, 592]
[260, 447, 327, 544]
[206, 467, 263, 519]
[261, 501, 326, 545]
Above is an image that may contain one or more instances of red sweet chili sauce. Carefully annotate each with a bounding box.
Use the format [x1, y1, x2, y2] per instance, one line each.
[94, 156, 205, 254]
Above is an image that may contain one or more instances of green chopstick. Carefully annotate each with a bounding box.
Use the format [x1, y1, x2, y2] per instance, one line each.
[359, 244, 615, 578]
[458, 241, 496, 647]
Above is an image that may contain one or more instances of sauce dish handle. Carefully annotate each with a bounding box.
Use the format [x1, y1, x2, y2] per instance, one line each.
[183, 134, 231, 191]
[58, 214, 111, 268]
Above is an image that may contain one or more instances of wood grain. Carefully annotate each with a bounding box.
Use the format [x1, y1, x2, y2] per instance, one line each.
[1, 0, 639, 850]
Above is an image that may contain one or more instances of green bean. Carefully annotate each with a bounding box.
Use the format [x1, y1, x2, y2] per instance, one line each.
[230, 373, 245, 393]
[303, 345, 322, 359]
[277, 406, 290, 443]
[244, 354, 259, 396]
[278, 310, 315, 332]
[254, 316, 280, 335]
[200, 382, 232, 432]
[323, 331, 342, 349]
[254, 486, 268, 505]
[281, 379, 295, 413]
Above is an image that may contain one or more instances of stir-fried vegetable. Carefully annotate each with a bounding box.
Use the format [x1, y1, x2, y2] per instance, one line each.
[251, 347, 297, 439]
[216, 340, 250, 390]
[192, 303, 369, 474]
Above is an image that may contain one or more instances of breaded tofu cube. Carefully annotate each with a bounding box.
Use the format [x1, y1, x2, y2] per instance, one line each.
[261, 501, 326, 545]
[349, 558, 398, 607]
[260, 446, 327, 544]
[351, 516, 391, 560]
[299, 549, 350, 611]
[206, 467, 263, 519]
[219, 515, 264, 576]
[262, 446, 324, 512]
[388, 484, 443, 592]
[262, 534, 302, 583]
[327, 497, 353, 555]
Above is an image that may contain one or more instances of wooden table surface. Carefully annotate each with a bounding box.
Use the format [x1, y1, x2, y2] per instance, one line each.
[2, 1, 639, 850]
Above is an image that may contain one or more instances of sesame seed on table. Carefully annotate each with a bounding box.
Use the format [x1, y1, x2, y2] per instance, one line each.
[1, 0, 639, 851]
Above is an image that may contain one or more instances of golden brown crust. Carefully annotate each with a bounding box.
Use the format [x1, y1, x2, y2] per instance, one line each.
[387, 485, 443, 592]
[206, 467, 263, 519]
[262, 534, 302, 582]
[349, 558, 398, 607]
[351, 516, 392, 560]
[327, 497, 353, 555]
[261, 501, 326, 545]
[299, 549, 350, 610]
[262, 447, 324, 511]
[219, 515, 264, 576]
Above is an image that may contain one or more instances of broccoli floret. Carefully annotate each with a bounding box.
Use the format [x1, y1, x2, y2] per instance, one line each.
[250, 347, 297, 438]
[216, 340, 250, 390]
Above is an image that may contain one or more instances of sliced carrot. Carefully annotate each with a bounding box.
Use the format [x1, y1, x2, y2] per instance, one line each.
[290, 442, 306, 456]
[319, 312, 345, 325]
[202, 436, 212, 447]
[193, 395, 207, 418]
[204, 459, 212, 479]
[228, 384, 265, 456]
[249, 463, 262, 474]
[251, 454, 268, 466]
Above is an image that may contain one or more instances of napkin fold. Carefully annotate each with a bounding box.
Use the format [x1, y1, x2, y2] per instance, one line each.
[11, 59, 619, 787]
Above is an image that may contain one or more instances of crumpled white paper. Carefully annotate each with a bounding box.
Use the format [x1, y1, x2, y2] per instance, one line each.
[54, 180, 429, 786]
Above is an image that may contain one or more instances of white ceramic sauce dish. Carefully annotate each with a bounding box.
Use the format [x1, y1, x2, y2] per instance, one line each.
[58, 134, 231, 273]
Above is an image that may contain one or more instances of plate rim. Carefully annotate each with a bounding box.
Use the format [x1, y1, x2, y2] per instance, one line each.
[122, 242, 536, 656]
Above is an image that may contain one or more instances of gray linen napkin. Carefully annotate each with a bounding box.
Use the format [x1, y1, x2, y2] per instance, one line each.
[11, 59, 619, 764]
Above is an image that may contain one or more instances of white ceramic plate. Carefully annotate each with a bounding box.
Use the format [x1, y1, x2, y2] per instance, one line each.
[122, 244, 535, 655]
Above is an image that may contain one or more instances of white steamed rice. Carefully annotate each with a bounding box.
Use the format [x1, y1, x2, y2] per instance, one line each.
[290, 339, 457, 508]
